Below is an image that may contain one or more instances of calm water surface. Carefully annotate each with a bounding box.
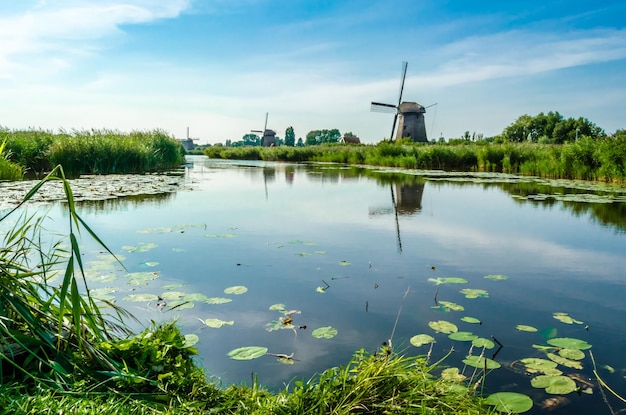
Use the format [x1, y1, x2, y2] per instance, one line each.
[14, 155, 626, 414]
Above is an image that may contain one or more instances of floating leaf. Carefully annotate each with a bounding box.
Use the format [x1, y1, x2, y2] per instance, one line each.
[316, 286, 327, 293]
[460, 288, 489, 298]
[168, 300, 195, 310]
[520, 358, 560, 375]
[602, 364, 615, 374]
[485, 392, 533, 414]
[160, 291, 186, 300]
[428, 320, 458, 334]
[552, 312, 583, 325]
[547, 337, 592, 350]
[462, 355, 501, 369]
[224, 286, 248, 295]
[227, 346, 268, 360]
[125, 271, 159, 286]
[200, 318, 234, 328]
[428, 277, 468, 285]
[531, 375, 577, 394]
[139, 261, 159, 268]
[410, 334, 435, 347]
[185, 293, 209, 302]
[461, 316, 481, 324]
[312, 326, 338, 339]
[205, 297, 232, 304]
[269, 304, 286, 311]
[183, 334, 199, 347]
[123, 293, 159, 302]
[297, 252, 312, 256]
[440, 367, 466, 382]
[484, 274, 509, 281]
[546, 353, 583, 370]
[448, 331, 478, 342]
[558, 348, 585, 360]
[162, 283, 185, 290]
[439, 301, 464, 311]
[315, 251, 327, 255]
[339, 261, 351, 266]
[516, 325, 538, 332]
[472, 338, 495, 349]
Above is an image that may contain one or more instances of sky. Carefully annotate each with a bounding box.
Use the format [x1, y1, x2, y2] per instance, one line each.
[1, 0, 625, 145]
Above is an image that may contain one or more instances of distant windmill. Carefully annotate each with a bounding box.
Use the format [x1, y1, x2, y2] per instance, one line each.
[371, 61, 436, 142]
[251, 112, 276, 147]
[181, 126, 199, 150]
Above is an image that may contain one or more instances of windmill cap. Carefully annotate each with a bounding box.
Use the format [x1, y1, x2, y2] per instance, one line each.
[399, 102, 426, 113]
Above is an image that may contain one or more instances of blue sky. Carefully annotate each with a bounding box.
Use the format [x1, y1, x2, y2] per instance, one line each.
[1, 0, 625, 144]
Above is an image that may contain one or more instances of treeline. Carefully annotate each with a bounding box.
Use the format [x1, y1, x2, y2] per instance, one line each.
[0, 128, 185, 179]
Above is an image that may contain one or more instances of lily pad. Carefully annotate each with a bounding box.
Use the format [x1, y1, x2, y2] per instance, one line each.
[552, 312, 583, 325]
[558, 348, 585, 360]
[520, 358, 560, 375]
[139, 261, 159, 268]
[312, 326, 338, 339]
[547, 337, 592, 350]
[161, 283, 185, 290]
[428, 277, 468, 285]
[448, 331, 478, 342]
[428, 320, 458, 334]
[410, 334, 435, 347]
[123, 293, 159, 302]
[269, 303, 287, 311]
[185, 293, 209, 302]
[472, 338, 495, 349]
[160, 291, 186, 300]
[462, 355, 501, 369]
[483, 274, 509, 281]
[199, 318, 235, 328]
[125, 271, 159, 286]
[440, 367, 466, 382]
[183, 334, 199, 347]
[516, 325, 538, 332]
[439, 301, 464, 311]
[531, 375, 577, 394]
[227, 346, 268, 360]
[339, 260, 351, 266]
[485, 392, 533, 414]
[205, 297, 233, 304]
[546, 353, 583, 370]
[168, 300, 195, 310]
[224, 286, 248, 295]
[460, 288, 489, 299]
[461, 316, 481, 324]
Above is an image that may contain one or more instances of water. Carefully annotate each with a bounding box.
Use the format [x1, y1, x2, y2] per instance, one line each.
[10, 155, 626, 414]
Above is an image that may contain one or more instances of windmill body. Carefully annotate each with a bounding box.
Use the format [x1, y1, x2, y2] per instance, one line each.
[251, 112, 276, 147]
[396, 102, 427, 142]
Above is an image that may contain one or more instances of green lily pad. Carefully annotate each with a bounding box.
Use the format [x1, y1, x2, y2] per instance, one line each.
[531, 375, 577, 394]
[440, 367, 466, 382]
[125, 271, 159, 286]
[472, 338, 495, 349]
[199, 318, 235, 328]
[312, 326, 338, 339]
[558, 348, 585, 360]
[547, 337, 592, 350]
[462, 355, 501, 369]
[410, 334, 435, 347]
[483, 274, 509, 281]
[461, 316, 482, 324]
[205, 297, 233, 304]
[439, 301, 464, 311]
[546, 353, 583, 370]
[123, 293, 159, 302]
[183, 334, 199, 347]
[552, 312, 583, 325]
[460, 288, 489, 298]
[185, 293, 209, 302]
[428, 320, 458, 334]
[160, 291, 186, 300]
[168, 300, 195, 310]
[227, 346, 268, 360]
[485, 392, 533, 413]
[520, 358, 560, 375]
[269, 304, 287, 311]
[516, 325, 538, 332]
[161, 283, 185, 290]
[224, 286, 248, 295]
[316, 286, 327, 293]
[339, 260, 351, 266]
[427, 277, 468, 285]
[139, 261, 159, 268]
[315, 251, 327, 255]
[448, 331, 478, 342]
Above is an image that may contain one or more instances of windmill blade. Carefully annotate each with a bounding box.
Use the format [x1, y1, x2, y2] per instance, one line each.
[371, 102, 398, 113]
[424, 102, 438, 110]
[251, 130, 263, 134]
[390, 113, 399, 141]
[396, 61, 408, 108]
[263, 112, 268, 132]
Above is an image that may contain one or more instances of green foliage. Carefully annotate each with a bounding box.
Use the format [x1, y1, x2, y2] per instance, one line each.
[305, 129, 341, 145]
[284, 126, 295, 147]
[502, 111, 605, 143]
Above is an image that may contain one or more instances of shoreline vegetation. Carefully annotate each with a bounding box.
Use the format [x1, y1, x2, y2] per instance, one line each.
[203, 135, 626, 184]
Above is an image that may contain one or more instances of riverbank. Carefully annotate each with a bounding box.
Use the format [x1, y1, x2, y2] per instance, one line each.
[204, 137, 626, 184]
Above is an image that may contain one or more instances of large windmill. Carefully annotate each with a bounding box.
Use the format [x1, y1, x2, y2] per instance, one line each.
[251, 112, 276, 147]
[371, 61, 434, 143]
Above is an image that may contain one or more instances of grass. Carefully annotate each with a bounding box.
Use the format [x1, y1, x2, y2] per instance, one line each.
[204, 136, 626, 183]
[0, 128, 185, 178]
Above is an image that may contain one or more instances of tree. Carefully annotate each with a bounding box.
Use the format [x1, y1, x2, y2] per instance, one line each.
[284, 127, 295, 147]
[502, 112, 604, 143]
[242, 133, 261, 146]
[296, 137, 304, 147]
[305, 129, 341, 145]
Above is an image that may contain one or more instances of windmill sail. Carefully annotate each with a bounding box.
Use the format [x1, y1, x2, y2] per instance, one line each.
[370, 61, 408, 140]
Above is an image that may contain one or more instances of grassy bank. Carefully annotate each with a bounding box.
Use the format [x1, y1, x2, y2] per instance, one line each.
[0, 128, 185, 178]
[205, 136, 626, 183]
[0, 167, 494, 414]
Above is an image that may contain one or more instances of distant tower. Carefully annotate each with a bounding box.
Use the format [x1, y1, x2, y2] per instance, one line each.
[396, 102, 427, 142]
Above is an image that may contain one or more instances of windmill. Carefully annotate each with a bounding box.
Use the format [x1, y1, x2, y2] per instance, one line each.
[251, 112, 276, 147]
[371, 61, 435, 143]
[181, 126, 199, 150]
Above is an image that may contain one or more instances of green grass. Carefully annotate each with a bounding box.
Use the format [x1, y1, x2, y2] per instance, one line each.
[205, 137, 626, 183]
